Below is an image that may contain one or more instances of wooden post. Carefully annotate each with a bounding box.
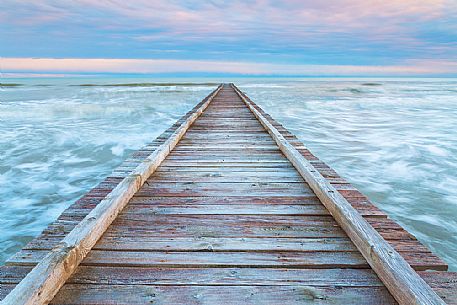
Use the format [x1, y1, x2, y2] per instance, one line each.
[231, 84, 446, 305]
[0, 85, 223, 305]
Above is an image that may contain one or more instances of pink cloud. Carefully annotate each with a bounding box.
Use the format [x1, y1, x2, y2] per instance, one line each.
[3, 0, 453, 39]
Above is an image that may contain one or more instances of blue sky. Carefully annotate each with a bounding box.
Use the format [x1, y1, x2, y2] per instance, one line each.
[1, 0, 456, 76]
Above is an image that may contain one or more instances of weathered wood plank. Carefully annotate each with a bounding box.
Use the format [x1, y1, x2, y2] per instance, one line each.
[149, 170, 304, 182]
[23, 236, 441, 260]
[9, 247, 443, 271]
[58, 204, 391, 219]
[49, 285, 397, 305]
[159, 161, 294, 167]
[155, 165, 297, 171]
[34, 215, 417, 241]
[9, 250, 369, 268]
[164, 155, 289, 161]
[25, 237, 357, 252]
[135, 182, 314, 197]
[6, 267, 454, 297]
[66, 267, 384, 286]
[0, 266, 384, 286]
[420, 272, 457, 304]
[89, 196, 322, 206]
[39, 213, 412, 230]
[66, 204, 332, 216]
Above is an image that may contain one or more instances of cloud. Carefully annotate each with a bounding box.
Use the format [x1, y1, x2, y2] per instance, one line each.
[2, 0, 454, 39]
[2, 57, 457, 76]
[1, 1, 455, 69]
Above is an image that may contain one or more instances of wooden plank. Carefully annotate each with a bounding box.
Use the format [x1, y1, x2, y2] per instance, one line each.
[155, 165, 297, 171]
[47, 211, 397, 229]
[12, 243, 442, 271]
[49, 285, 397, 305]
[62, 203, 327, 215]
[134, 182, 314, 197]
[148, 170, 304, 182]
[0, 87, 224, 305]
[136, 182, 313, 197]
[26, 237, 357, 252]
[84, 196, 322, 206]
[172, 144, 281, 149]
[420, 272, 457, 304]
[166, 151, 287, 156]
[9, 250, 369, 268]
[0, 265, 384, 286]
[67, 204, 332, 216]
[159, 161, 294, 167]
[61, 205, 386, 219]
[23, 236, 442, 259]
[232, 84, 446, 305]
[34, 215, 414, 240]
[67, 266, 384, 286]
[170, 149, 284, 154]
[164, 156, 290, 161]
[41, 214, 340, 225]
[180, 135, 277, 141]
[33, 223, 348, 240]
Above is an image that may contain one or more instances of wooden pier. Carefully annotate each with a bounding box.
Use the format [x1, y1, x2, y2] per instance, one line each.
[0, 84, 456, 304]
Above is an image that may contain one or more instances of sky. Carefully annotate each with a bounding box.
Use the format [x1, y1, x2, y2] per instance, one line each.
[1, 0, 456, 77]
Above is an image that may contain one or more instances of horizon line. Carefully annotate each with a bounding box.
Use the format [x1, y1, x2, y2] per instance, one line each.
[2, 58, 457, 78]
[3, 73, 457, 79]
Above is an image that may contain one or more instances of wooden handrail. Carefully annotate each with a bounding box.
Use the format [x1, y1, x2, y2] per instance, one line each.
[0, 85, 223, 305]
[231, 83, 446, 305]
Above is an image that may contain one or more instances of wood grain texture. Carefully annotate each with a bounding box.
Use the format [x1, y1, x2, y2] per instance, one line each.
[49, 285, 398, 305]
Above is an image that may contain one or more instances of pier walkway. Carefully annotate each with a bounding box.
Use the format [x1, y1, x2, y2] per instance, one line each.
[0, 84, 456, 304]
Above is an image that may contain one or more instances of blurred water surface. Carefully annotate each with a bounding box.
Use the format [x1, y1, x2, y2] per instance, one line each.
[0, 78, 213, 263]
[1, 78, 456, 270]
[240, 79, 457, 271]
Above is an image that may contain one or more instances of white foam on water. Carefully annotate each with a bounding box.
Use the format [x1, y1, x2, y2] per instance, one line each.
[0, 81, 214, 264]
[239, 79, 457, 270]
[1, 78, 457, 272]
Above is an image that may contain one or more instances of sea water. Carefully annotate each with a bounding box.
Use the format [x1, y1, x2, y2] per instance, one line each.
[0, 78, 456, 271]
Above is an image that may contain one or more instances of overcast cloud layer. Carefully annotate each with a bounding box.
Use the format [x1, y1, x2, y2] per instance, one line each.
[1, 0, 456, 76]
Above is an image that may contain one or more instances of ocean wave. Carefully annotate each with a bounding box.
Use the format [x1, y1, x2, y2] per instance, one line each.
[348, 88, 364, 94]
[362, 82, 382, 86]
[0, 83, 23, 87]
[0, 86, 212, 264]
[245, 80, 457, 270]
[74, 82, 219, 87]
[327, 88, 365, 94]
[240, 84, 288, 88]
